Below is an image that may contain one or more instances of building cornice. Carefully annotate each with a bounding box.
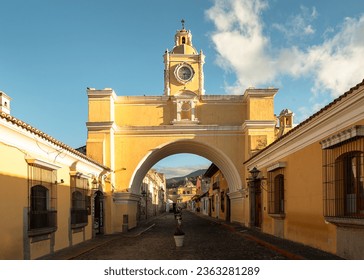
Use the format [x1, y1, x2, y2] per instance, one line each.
[200, 95, 245, 103]
[242, 88, 278, 102]
[320, 125, 364, 149]
[114, 125, 244, 136]
[242, 120, 276, 130]
[115, 96, 170, 104]
[86, 121, 117, 131]
[114, 95, 246, 104]
[87, 88, 117, 100]
[25, 157, 62, 170]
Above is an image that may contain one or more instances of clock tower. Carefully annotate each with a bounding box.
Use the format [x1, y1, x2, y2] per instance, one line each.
[163, 20, 205, 97]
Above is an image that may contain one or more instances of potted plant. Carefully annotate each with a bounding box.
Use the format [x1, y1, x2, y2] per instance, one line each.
[173, 224, 185, 247]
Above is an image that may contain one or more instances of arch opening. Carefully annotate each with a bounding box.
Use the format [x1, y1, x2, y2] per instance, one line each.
[129, 139, 242, 195]
[153, 153, 211, 180]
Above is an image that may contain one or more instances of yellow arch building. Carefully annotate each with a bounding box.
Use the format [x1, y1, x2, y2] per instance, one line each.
[86, 25, 278, 233]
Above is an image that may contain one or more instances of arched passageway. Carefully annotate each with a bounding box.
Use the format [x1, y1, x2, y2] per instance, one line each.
[129, 139, 242, 194]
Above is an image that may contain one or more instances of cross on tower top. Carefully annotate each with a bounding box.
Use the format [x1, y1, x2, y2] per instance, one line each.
[181, 19, 185, 30]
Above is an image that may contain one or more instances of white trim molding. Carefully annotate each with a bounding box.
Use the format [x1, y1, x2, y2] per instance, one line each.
[25, 157, 61, 170]
[267, 162, 286, 172]
[320, 125, 364, 149]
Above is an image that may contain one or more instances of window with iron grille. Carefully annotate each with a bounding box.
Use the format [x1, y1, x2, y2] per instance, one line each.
[220, 191, 225, 212]
[213, 174, 220, 190]
[322, 128, 364, 220]
[70, 176, 89, 228]
[211, 194, 215, 211]
[28, 165, 57, 234]
[268, 169, 285, 215]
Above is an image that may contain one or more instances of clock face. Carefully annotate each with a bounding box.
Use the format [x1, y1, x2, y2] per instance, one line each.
[178, 66, 192, 81]
[175, 63, 194, 84]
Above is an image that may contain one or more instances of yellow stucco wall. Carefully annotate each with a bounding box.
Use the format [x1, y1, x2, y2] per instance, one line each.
[0, 145, 28, 259]
[246, 96, 275, 120]
[0, 125, 106, 259]
[260, 143, 337, 254]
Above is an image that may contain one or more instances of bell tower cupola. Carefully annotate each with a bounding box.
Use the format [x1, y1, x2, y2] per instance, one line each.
[163, 19, 205, 97]
[0, 91, 11, 115]
[172, 19, 196, 55]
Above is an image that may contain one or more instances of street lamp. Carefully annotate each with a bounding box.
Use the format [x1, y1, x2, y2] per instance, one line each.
[247, 167, 267, 190]
[249, 167, 261, 180]
[247, 167, 267, 228]
[91, 176, 99, 191]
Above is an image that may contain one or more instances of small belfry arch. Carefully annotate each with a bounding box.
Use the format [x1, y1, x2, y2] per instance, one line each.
[129, 139, 242, 194]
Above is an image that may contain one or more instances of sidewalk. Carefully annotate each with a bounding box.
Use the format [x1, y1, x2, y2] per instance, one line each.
[38, 211, 343, 260]
[193, 212, 343, 260]
[38, 215, 162, 260]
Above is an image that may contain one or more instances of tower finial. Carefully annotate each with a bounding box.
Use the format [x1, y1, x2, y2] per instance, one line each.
[181, 19, 185, 30]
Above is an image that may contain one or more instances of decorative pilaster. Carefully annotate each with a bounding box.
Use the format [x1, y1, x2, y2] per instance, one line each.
[163, 50, 170, 96]
[199, 51, 205, 95]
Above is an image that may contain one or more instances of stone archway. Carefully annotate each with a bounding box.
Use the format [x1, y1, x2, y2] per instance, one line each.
[86, 87, 277, 233]
[129, 139, 242, 194]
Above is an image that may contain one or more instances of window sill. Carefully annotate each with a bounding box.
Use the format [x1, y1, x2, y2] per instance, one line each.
[71, 222, 88, 229]
[28, 227, 57, 237]
[324, 217, 364, 228]
[269, 213, 286, 220]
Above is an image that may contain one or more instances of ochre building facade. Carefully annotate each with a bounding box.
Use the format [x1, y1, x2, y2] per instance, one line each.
[0, 92, 110, 259]
[245, 81, 364, 259]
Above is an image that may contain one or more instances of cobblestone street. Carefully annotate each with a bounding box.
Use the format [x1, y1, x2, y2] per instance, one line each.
[40, 211, 342, 260]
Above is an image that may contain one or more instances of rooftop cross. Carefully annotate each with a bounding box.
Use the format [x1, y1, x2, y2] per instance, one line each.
[181, 19, 185, 29]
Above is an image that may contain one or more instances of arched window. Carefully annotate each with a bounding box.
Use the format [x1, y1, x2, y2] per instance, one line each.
[71, 176, 89, 227]
[30, 185, 50, 230]
[274, 174, 285, 214]
[31, 185, 48, 212]
[72, 191, 84, 209]
[221, 191, 225, 212]
[268, 174, 284, 214]
[182, 37, 186, 44]
[27, 163, 57, 234]
[335, 151, 364, 216]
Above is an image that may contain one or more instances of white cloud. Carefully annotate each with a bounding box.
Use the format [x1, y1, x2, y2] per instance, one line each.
[304, 25, 315, 35]
[206, 0, 364, 113]
[272, 6, 318, 38]
[306, 16, 364, 97]
[205, 0, 274, 92]
[154, 164, 209, 179]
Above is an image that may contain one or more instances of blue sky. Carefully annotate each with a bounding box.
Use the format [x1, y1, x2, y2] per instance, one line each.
[1, 0, 364, 178]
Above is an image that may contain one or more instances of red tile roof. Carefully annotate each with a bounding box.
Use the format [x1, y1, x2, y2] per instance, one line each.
[0, 111, 110, 170]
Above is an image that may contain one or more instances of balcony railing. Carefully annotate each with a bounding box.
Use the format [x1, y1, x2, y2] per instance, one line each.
[29, 210, 57, 230]
[71, 209, 88, 226]
[212, 182, 220, 190]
